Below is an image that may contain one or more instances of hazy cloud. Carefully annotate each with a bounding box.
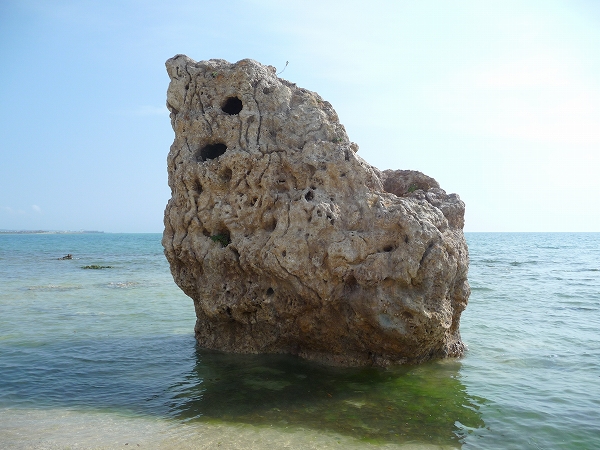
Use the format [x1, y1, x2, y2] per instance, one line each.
[2, 206, 26, 216]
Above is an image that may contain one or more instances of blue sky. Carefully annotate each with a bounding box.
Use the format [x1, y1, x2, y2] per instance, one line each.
[1, 0, 599, 232]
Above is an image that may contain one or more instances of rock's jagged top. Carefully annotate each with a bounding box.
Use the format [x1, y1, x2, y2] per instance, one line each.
[162, 55, 469, 366]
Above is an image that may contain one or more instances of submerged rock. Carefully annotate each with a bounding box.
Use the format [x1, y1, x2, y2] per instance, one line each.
[162, 55, 470, 366]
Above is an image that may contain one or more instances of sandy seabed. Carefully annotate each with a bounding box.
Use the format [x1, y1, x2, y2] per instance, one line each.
[0, 407, 456, 450]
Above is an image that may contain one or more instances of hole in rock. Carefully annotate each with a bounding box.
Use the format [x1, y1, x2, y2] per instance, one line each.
[383, 245, 394, 252]
[304, 190, 314, 201]
[198, 143, 227, 161]
[405, 236, 409, 244]
[221, 96, 243, 115]
[266, 287, 274, 296]
[194, 181, 203, 195]
[264, 218, 277, 231]
[345, 275, 358, 291]
[210, 230, 231, 247]
[222, 168, 232, 182]
[282, 250, 287, 257]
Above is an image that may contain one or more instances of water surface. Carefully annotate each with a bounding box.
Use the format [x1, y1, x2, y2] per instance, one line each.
[0, 233, 598, 448]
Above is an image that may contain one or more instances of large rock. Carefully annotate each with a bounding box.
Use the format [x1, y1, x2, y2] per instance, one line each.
[162, 55, 470, 366]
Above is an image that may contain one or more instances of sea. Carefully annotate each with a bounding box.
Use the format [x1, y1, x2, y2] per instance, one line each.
[0, 232, 598, 449]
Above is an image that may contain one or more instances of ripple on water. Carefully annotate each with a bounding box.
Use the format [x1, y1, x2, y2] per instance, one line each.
[105, 281, 141, 289]
[26, 284, 82, 291]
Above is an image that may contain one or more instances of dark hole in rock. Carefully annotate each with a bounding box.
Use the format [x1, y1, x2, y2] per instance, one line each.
[383, 245, 394, 252]
[304, 190, 314, 201]
[266, 287, 274, 296]
[345, 275, 358, 291]
[226, 306, 232, 317]
[317, 210, 322, 217]
[198, 143, 227, 161]
[222, 168, 232, 182]
[250, 197, 258, 206]
[221, 96, 243, 115]
[194, 181, 203, 195]
[282, 250, 286, 257]
[264, 218, 277, 231]
[405, 236, 409, 244]
[344, 150, 350, 161]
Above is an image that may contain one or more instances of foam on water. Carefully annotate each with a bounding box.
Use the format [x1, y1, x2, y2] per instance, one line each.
[1, 233, 599, 449]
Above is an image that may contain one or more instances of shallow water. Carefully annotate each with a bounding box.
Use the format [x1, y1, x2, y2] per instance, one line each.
[0, 233, 599, 448]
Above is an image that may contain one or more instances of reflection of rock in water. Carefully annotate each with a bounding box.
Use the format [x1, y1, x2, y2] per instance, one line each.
[167, 349, 486, 446]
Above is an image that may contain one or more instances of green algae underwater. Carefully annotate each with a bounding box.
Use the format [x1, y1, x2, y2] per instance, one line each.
[168, 351, 485, 446]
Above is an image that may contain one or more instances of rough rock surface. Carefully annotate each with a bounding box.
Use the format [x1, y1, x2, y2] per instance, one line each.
[162, 55, 470, 366]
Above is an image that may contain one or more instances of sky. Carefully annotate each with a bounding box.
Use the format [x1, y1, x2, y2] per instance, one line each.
[1, 0, 599, 232]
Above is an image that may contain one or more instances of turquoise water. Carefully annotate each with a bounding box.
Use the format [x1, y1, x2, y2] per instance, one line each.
[0, 233, 599, 449]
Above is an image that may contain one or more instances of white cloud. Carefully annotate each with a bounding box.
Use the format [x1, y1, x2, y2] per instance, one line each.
[32, 205, 42, 213]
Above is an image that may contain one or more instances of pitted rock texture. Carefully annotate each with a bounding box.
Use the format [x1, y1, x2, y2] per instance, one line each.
[162, 55, 470, 366]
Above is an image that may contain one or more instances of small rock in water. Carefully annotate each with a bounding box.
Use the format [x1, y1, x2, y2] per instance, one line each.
[162, 55, 470, 366]
[58, 254, 73, 260]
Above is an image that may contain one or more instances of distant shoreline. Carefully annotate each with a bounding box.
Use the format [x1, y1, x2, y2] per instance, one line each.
[0, 230, 104, 235]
